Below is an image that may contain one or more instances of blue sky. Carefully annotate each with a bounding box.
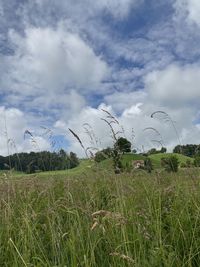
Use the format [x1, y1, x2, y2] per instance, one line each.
[0, 0, 200, 156]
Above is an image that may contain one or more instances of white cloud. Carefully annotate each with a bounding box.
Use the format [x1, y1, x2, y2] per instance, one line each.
[0, 24, 109, 120]
[54, 63, 200, 156]
[0, 106, 51, 156]
[104, 90, 147, 113]
[145, 64, 200, 106]
[7, 25, 108, 94]
[175, 0, 200, 26]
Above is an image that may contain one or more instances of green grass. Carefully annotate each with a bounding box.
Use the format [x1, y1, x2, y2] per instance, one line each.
[121, 153, 145, 165]
[1, 165, 200, 266]
[34, 159, 94, 178]
[149, 153, 194, 168]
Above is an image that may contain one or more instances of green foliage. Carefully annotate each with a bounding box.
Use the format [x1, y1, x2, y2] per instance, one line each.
[173, 144, 200, 157]
[194, 155, 200, 167]
[180, 162, 187, 168]
[69, 151, 79, 168]
[94, 147, 112, 163]
[148, 147, 167, 155]
[186, 159, 192, 168]
[0, 149, 79, 173]
[114, 137, 131, 153]
[161, 155, 179, 172]
[160, 147, 167, 153]
[144, 157, 153, 173]
[149, 153, 193, 169]
[112, 148, 123, 174]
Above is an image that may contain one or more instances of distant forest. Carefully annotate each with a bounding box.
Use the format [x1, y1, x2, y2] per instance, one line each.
[0, 149, 79, 174]
[173, 144, 200, 157]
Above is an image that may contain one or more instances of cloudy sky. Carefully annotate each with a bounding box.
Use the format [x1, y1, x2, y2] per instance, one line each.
[0, 0, 200, 156]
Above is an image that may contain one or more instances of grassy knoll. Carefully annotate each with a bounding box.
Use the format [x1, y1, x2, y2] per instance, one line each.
[1, 165, 200, 266]
[149, 153, 194, 169]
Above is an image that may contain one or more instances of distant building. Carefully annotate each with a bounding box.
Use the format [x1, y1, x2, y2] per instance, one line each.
[132, 160, 145, 169]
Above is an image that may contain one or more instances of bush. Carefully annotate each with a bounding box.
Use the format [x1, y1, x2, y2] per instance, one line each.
[194, 156, 200, 167]
[180, 162, 186, 168]
[186, 159, 192, 168]
[94, 151, 107, 162]
[144, 157, 153, 173]
[161, 156, 179, 172]
[94, 147, 112, 162]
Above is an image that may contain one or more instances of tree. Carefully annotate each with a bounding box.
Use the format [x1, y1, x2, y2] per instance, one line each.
[112, 148, 123, 174]
[94, 151, 107, 162]
[160, 147, 167, 153]
[0, 150, 80, 173]
[173, 144, 200, 157]
[148, 147, 167, 155]
[194, 156, 200, 167]
[114, 137, 131, 154]
[144, 157, 153, 173]
[69, 152, 79, 168]
[94, 147, 112, 162]
[147, 148, 157, 155]
[161, 156, 179, 172]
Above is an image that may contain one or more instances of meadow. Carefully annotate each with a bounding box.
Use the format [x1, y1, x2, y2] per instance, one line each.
[1, 158, 200, 267]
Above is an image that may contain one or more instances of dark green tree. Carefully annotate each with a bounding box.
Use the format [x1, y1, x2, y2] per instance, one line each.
[94, 147, 112, 162]
[114, 137, 131, 154]
[161, 156, 179, 172]
[194, 156, 200, 167]
[69, 152, 79, 168]
[144, 157, 153, 173]
[160, 147, 167, 153]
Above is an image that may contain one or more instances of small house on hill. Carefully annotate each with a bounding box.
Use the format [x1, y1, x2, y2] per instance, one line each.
[132, 160, 145, 169]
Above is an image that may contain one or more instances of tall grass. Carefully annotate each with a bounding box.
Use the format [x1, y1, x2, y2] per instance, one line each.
[1, 169, 200, 266]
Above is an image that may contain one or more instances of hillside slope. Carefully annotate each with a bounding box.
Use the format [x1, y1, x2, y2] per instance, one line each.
[149, 153, 193, 168]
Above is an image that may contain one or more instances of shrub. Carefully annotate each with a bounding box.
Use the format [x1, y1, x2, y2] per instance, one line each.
[180, 162, 186, 168]
[186, 159, 192, 168]
[94, 147, 112, 162]
[144, 157, 153, 173]
[94, 151, 107, 162]
[194, 156, 200, 167]
[161, 156, 179, 172]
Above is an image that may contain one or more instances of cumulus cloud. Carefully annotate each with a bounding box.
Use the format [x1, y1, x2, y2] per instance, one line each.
[7, 25, 108, 94]
[145, 64, 200, 107]
[0, 23, 109, 121]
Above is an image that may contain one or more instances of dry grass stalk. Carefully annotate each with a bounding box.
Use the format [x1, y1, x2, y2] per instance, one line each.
[91, 210, 127, 230]
[110, 252, 135, 264]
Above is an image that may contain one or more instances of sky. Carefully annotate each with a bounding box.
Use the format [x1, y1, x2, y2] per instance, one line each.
[0, 0, 200, 156]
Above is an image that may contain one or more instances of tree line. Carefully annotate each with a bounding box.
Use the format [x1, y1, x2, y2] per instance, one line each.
[0, 149, 79, 174]
[173, 144, 200, 157]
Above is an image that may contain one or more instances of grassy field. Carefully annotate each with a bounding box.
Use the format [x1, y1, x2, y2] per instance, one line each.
[1, 161, 200, 266]
[116, 152, 192, 169]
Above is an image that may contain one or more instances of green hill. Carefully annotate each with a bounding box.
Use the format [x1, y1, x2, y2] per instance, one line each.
[121, 153, 145, 167]
[104, 153, 194, 170]
[149, 153, 194, 169]
[7, 153, 194, 179]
